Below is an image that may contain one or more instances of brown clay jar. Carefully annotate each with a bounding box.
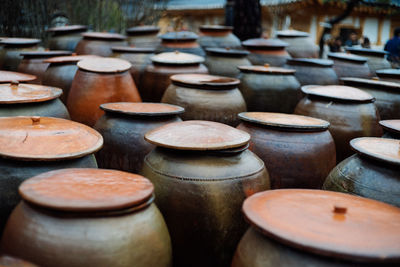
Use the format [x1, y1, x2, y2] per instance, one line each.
[275, 30, 319, 58]
[376, 69, 400, 82]
[242, 38, 291, 67]
[94, 102, 184, 173]
[327, 52, 372, 80]
[204, 48, 251, 78]
[380, 120, 400, 139]
[198, 25, 241, 49]
[47, 25, 88, 52]
[0, 70, 36, 83]
[156, 31, 205, 57]
[1, 169, 172, 267]
[75, 32, 127, 57]
[346, 47, 391, 75]
[126, 25, 160, 48]
[237, 112, 336, 189]
[67, 57, 141, 126]
[0, 38, 41, 71]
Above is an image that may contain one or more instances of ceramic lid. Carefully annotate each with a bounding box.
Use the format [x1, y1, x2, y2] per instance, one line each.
[44, 55, 98, 64]
[0, 71, 36, 83]
[238, 112, 329, 131]
[160, 31, 198, 41]
[0, 116, 103, 161]
[82, 32, 126, 40]
[276, 30, 310, 38]
[77, 57, 131, 73]
[346, 47, 388, 57]
[238, 65, 295, 75]
[376, 69, 400, 79]
[351, 137, 400, 165]
[111, 46, 155, 53]
[170, 74, 240, 89]
[126, 25, 160, 34]
[0, 82, 62, 104]
[379, 120, 400, 134]
[20, 50, 72, 58]
[145, 120, 250, 151]
[301, 85, 374, 102]
[47, 25, 87, 33]
[287, 58, 333, 67]
[341, 77, 400, 91]
[100, 102, 184, 116]
[151, 51, 204, 65]
[242, 38, 288, 49]
[243, 189, 400, 262]
[20, 169, 153, 212]
[199, 25, 233, 31]
[0, 38, 40, 46]
[327, 52, 368, 63]
[205, 47, 249, 57]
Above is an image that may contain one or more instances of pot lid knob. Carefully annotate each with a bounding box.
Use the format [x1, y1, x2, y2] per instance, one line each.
[10, 80, 19, 88]
[333, 205, 347, 214]
[264, 63, 270, 68]
[372, 77, 379, 81]
[31, 116, 41, 125]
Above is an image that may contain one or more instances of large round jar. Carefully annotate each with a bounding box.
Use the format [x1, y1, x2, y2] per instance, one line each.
[126, 25, 160, 48]
[47, 25, 88, 51]
[0, 71, 36, 83]
[346, 47, 391, 74]
[275, 30, 319, 58]
[380, 120, 400, 139]
[198, 25, 241, 48]
[232, 189, 400, 266]
[94, 102, 184, 173]
[156, 31, 205, 57]
[162, 74, 246, 126]
[1, 169, 172, 267]
[141, 51, 208, 102]
[376, 69, 400, 82]
[237, 112, 335, 189]
[242, 38, 291, 66]
[0, 38, 40, 71]
[75, 32, 127, 57]
[294, 85, 382, 162]
[238, 65, 301, 113]
[324, 137, 400, 207]
[141, 120, 270, 267]
[204, 48, 251, 78]
[327, 52, 372, 79]
[67, 57, 141, 126]
[285, 58, 339, 85]
[341, 77, 400, 120]
[0, 116, 102, 234]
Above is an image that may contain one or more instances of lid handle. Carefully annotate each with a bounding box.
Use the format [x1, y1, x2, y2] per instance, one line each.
[10, 80, 19, 88]
[372, 77, 379, 81]
[31, 116, 41, 125]
[333, 205, 347, 214]
[264, 63, 270, 68]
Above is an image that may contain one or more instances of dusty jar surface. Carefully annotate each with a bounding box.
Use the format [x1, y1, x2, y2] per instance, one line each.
[156, 31, 205, 57]
[346, 47, 391, 74]
[75, 32, 127, 57]
[328, 52, 372, 80]
[204, 48, 251, 78]
[275, 30, 319, 58]
[285, 58, 339, 85]
[198, 25, 241, 48]
[0, 38, 41, 71]
[242, 38, 291, 67]
[47, 25, 87, 51]
[126, 25, 160, 48]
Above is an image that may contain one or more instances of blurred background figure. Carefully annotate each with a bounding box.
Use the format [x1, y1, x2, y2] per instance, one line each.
[329, 36, 342, 52]
[385, 27, 400, 68]
[345, 31, 359, 47]
[361, 36, 371, 48]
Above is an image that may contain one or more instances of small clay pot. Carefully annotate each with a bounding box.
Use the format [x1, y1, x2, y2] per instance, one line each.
[328, 52, 372, 80]
[242, 38, 291, 66]
[126, 25, 160, 48]
[198, 25, 241, 48]
[75, 32, 127, 57]
[275, 30, 319, 58]
[156, 31, 205, 57]
[0, 38, 41, 71]
[204, 48, 251, 78]
[47, 25, 88, 51]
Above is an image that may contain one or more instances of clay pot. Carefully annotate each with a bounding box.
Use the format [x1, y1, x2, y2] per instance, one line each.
[0, 116, 102, 234]
[75, 32, 127, 57]
[324, 137, 400, 207]
[341, 77, 400, 120]
[161, 74, 246, 126]
[238, 65, 301, 113]
[141, 120, 270, 267]
[0, 38, 41, 71]
[294, 85, 382, 162]
[204, 48, 251, 78]
[198, 25, 241, 48]
[47, 25, 87, 51]
[346, 47, 391, 75]
[126, 25, 160, 48]
[0, 71, 36, 83]
[327, 52, 372, 80]
[232, 189, 400, 266]
[1, 169, 172, 267]
[242, 38, 291, 66]
[0, 82, 69, 118]
[156, 31, 205, 57]
[275, 30, 319, 58]
[94, 102, 184, 173]
[67, 57, 141, 126]
[376, 69, 400, 82]
[380, 120, 400, 139]
[285, 58, 339, 86]
[0, 255, 37, 267]
[141, 51, 208, 102]
[237, 112, 336, 189]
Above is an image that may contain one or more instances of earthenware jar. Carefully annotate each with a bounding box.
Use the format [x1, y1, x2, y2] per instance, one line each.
[0, 71, 36, 83]
[346, 47, 391, 74]
[141, 51, 208, 102]
[324, 137, 400, 207]
[238, 65, 301, 113]
[376, 69, 400, 82]
[328, 52, 372, 80]
[204, 48, 251, 78]
[380, 120, 400, 139]
[275, 30, 319, 58]
[75, 32, 127, 57]
[0, 255, 37, 267]
[141, 120, 270, 267]
[1, 169, 172, 267]
[126, 25, 160, 48]
[0, 116, 102, 233]
[341, 77, 400, 120]
[294, 85, 382, 162]
[232, 189, 400, 266]
[0, 82, 69, 118]
[242, 38, 291, 66]
[67, 57, 141, 126]
[237, 112, 335, 189]
[198, 25, 241, 48]
[156, 31, 205, 56]
[0, 38, 41, 71]
[285, 58, 339, 85]
[162, 74, 246, 126]
[47, 25, 88, 51]
[94, 102, 184, 173]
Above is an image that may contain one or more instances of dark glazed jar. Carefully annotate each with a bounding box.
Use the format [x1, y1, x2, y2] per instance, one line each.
[204, 48, 251, 78]
[275, 30, 319, 58]
[327, 52, 372, 80]
[162, 74, 246, 126]
[75, 32, 127, 56]
[198, 25, 241, 48]
[238, 65, 301, 113]
[294, 85, 382, 162]
[156, 31, 205, 56]
[141, 120, 270, 267]
[94, 102, 184, 173]
[0, 116, 102, 234]
[126, 25, 160, 48]
[0, 38, 41, 71]
[232, 189, 400, 266]
[47, 25, 88, 51]
[242, 38, 291, 66]
[1, 169, 172, 267]
[141, 51, 208, 102]
[380, 120, 400, 139]
[0, 71, 36, 83]
[376, 69, 400, 82]
[67, 57, 141, 126]
[285, 58, 339, 85]
[237, 112, 336, 189]
[323, 137, 400, 207]
[346, 47, 391, 74]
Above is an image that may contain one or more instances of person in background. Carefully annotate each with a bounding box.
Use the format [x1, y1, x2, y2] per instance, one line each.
[361, 36, 371, 48]
[345, 32, 359, 47]
[385, 27, 400, 69]
[329, 36, 342, 52]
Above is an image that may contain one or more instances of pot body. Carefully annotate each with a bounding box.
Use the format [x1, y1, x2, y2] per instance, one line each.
[205, 55, 251, 78]
[17, 58, 49, 84]
[331, 59, 372, 80]
[363, 55, 391, 74]
[247, 49, 291, 67]
[141, 147, 270, 267]
[198, 32, 241, 48]
[48, 32, 84, 51]
[0, 99, 70, 119]
[156, 41, 205, 57]
[277, 37, 319, 58]
[127, 33, 160, 48]
[75, 39, 128, 57]
[0, 46, 39, 71]
[285, 64, 339, 86]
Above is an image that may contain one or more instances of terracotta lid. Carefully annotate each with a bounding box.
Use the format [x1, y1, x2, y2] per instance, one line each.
[0, 71, 36, 83]
[160, 31, 198, 42]
[47, 25, 87, 33]
[199, 25, 233, 31]
[0, 82, 62, 104]
[327, 52, 367, 63]
[379, 120, 400, 135]
[0, 38, 40, 46]
[20, 50, 72, 58]
[301, 85, 374, 102]
[111, 46, 155, 53]
[242, 38, 288, 49]
[151, 51, 204, 65]
[341, 77, 400, 91]
[238, 65, 295, 75]
[126, 25, 160, 34]
[0, 116, 103, 161]
[20, 169, 153, 212]
[170, 74, 240, 89]
[238, 112, 329, 131]
[276, 30, 310, 38]
[205, 47, 249, 57]
[243, 189, 400, 262]
[100, 102, 184, 116]
[376, 69, 400, 79]
[77, 57, 131, 73]
[346, 47, 388, 57]
[287, 58, 333, 67]
[44, 55, 99, 64]
[351, 137, 400, 165]
[82, 32, 126, 40]
[145, 120, 250, 151]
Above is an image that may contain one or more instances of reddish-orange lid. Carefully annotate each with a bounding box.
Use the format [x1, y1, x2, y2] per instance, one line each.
[0, 117, 103, 161]
[301, 85, 374, 102]
[100, 102, 184, 116]
[351, 137, 400, 165]
[44, 55, 98, 64]
[0, 82, 62, 104]
[380, 120, 400, 134]
[145, 120, 250, 150]
[243, 189, 400, 262]
[238, 65, 295, 75]
[47, 25, 87, 33]
[0, 71, 36, 83]
[77, 57, 131, 73]
[170, 74, 239, 89]
[82, 32, 126, 40]
[19, 169, 154, 212]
